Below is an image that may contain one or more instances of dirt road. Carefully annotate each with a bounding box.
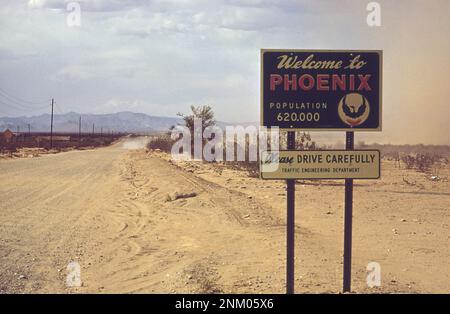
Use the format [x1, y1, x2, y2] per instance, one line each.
[0, 139, 283, 293]
[0, 138, 449, 293]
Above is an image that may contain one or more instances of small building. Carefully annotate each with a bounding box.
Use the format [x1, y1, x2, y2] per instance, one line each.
[0, 128, 15, 143]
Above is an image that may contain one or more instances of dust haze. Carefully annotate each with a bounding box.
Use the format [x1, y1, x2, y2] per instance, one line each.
[121, 136, 151, 150]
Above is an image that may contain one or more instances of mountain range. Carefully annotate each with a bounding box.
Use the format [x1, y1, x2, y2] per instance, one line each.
[0, 112, 185, 134]
[0, 111, 261, 134]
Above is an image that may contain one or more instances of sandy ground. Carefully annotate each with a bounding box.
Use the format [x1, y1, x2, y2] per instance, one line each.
[0, 138, 449, 293]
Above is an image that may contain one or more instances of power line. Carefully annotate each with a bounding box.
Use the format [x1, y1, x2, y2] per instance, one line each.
[0, 87, 50, 116]
[0, 87, 49, 105]
[0, 98, 50, 114]
[0, 94, 50, 112]
[54, 101, 66, 115]
[0, 91, 40, 108]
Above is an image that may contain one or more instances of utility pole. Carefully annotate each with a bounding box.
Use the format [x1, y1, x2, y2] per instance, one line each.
[92, 123, 95, 136]
[28, 124, 31, 136]
[101, 127, 103, 137]
[50, 98, 54, 149]
[78, 116, 82, 138]
[78, 116, 82, 147]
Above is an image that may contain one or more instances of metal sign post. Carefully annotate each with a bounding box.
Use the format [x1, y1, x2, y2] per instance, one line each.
[343, 131, 354, 292]
[286, 131, 296, 294]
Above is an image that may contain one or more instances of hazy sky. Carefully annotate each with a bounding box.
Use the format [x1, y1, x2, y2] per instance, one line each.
[0, 0, 449, 144]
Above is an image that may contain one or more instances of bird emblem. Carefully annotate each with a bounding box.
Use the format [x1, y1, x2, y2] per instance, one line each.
[342, 95, 366, 119]
[338, 93, 370, 126]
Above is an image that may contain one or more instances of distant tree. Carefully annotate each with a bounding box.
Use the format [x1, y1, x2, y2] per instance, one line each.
[177, 105, 216, 158]
[177, 105, 215, 135]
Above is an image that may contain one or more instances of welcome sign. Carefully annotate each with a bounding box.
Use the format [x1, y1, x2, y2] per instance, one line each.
[261, 50, 382, 130]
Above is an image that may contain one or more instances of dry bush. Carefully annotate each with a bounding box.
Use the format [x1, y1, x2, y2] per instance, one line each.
[226, 160, 259, 178]
[402, 155, 416, 169]
[147, 135, 175, 152]
[401, 153, 442, 172]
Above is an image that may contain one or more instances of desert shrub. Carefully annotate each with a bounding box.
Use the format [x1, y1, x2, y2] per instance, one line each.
[147, 135, 175, 152]
[401, 153, 441, 172]
[226, 161, 259, 178]
[223, 140, 260, 178]
[241, 161, 259, 178]
[295, 132, 316, 150]
[402, 155, 415, 169]
[222, 131, 270, 178]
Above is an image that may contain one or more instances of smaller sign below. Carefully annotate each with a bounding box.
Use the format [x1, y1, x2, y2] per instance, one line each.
[260, 150, 380, 180]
